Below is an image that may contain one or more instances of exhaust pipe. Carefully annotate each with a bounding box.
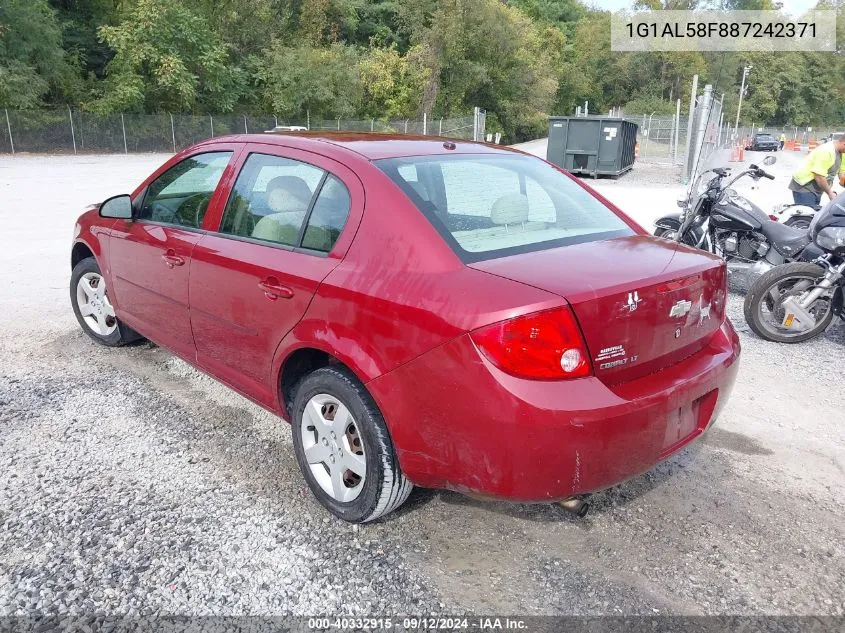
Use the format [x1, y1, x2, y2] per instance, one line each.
[557, 497, 589, 518]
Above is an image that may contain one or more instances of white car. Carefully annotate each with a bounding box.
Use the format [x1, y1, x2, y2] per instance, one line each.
[265, 125, 309, 133]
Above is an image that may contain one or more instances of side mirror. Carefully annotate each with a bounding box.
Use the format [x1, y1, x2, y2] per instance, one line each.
[99, 194, 133, 219]
[763, 155, 777, 166]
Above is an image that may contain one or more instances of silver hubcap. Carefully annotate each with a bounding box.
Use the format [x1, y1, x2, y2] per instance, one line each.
[300, 394, 366, 502]
[758, 274, 831, 336]
[76, 272, 117, 336]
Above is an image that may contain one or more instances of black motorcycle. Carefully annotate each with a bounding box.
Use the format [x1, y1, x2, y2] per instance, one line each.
[654, 157, 819, 283]
[743, 193, 845, 343]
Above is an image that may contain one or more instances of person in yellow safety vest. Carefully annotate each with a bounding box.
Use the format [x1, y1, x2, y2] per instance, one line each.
[788, 136, 845, 206]
[779, 133, 786, 150]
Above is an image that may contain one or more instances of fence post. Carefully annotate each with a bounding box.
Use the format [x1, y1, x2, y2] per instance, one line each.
[423, 112, 427, 135]
[337, 118, 340, 131]
[170, 113, 176, 152]
[244, 115, 248, 134]
[274, 115, 279, 128]
[68, 106, 77, 155]
[690, 84, 713, 179]
[682, 74, 698, 183]
[209, 114, 214, 138]
[673, 99, 680, 165]
[404, 119, 408, 134]
[439, 118, 443, 136]
[371, 119, 374, 132]
[121, 113, 127, 153]
[5, 109, 14, 154]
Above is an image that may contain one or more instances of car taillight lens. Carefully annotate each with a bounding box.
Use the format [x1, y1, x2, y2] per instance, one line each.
[470, 306, 592, 380]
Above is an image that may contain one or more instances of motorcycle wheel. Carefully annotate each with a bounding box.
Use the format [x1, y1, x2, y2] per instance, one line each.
[654, 227, 699, 247]
[784, 216, 812, 230]
[654, 227, 677, 239]
[743, 262, 835, 343]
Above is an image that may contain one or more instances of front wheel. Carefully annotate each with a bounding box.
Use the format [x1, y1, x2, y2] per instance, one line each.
[70, 257, 143, 346]
[654, 227, 678, 239]
[291, 366, 413, 522]
[743, 262, 835, 343]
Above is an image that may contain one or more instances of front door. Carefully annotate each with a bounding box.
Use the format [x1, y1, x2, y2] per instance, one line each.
[108, 151, 234, 357]
[189, 148, 356, 405]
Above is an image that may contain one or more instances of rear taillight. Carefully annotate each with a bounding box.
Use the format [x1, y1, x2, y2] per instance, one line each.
[470, 305, 592, 380]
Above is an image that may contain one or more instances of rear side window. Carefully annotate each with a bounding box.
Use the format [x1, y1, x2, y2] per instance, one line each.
[302, 175, 351, 252]
[219, 153, 350, 253]
[376, 154, 633, 262]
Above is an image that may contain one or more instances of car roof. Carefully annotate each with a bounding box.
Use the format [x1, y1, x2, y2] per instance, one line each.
[196, 132, 520, 161]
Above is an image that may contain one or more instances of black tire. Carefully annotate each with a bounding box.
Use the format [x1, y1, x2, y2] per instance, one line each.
[290, 366, 412, 522]
[784, 216, 812, 231]
[70, 256, 143, 346]
[743, 262, 835, 343]
[653, 227, 676, 239]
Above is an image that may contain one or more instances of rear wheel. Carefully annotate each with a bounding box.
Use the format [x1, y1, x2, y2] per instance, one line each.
[70, 257, 142, 346]
[743, 262, 835, 343]
[784, 216, 812, 230]
[291, 366, 412, 522]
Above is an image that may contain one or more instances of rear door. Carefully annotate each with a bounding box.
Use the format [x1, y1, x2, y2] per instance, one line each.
[108, 149, 236, 357]
[189, 144, 362, 405]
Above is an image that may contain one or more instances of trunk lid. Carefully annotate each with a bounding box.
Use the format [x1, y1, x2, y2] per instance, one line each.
[469, 235, 727, 384]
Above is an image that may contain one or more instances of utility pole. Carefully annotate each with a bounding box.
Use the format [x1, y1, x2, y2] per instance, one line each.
[734, 65, 752, 140]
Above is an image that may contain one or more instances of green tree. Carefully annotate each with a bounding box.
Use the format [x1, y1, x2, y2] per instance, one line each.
[90, 0, 244, 113]
[416, 0, 561, 141]
[0, 0, 78, 107]
[357, 45, 430, 118]
[257, 42, 361, 119]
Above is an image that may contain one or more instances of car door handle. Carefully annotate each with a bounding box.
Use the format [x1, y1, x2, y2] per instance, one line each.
[161, 251, 185, 268]
[258, 278, 294, 300]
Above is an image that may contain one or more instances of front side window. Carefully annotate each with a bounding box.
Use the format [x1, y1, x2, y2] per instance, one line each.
[139, 152, 232, 228]
[220, 153, 350, 252]
[376, 154, 633, 262]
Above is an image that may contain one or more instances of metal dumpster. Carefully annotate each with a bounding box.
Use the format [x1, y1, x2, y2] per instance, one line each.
[546, 117, 638, 177]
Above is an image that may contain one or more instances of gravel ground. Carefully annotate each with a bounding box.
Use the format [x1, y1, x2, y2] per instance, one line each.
[0, 153, 843, 617]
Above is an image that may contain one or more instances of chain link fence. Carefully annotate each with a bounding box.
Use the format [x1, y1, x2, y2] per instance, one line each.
[622, 113, 689, 165]
[0, 109, 485, 155]
[734, 124, 843, 146]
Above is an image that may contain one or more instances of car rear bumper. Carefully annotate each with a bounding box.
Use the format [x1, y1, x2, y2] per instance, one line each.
[368, 319, 740, 501]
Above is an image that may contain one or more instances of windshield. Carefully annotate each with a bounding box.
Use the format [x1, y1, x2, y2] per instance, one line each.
[376, 153, 633, 262]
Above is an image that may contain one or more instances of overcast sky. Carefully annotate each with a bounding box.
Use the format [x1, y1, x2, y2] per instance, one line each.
[590, 0, 820, 16]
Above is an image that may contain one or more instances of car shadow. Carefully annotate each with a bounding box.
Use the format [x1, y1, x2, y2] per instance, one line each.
[398, 442, 707, 527]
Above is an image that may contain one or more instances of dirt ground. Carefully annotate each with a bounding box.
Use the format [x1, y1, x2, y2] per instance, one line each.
[0, 151, 842, 616]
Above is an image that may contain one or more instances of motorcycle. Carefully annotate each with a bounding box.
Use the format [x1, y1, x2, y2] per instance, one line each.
[743, 194, 845, 343]
[774, 202, 820, 230]
[774, 176, 845, 229]
[653, 156, 820, 284]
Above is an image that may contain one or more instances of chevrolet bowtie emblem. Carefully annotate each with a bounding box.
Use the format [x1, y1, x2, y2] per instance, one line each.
[669, 299, 692, 318]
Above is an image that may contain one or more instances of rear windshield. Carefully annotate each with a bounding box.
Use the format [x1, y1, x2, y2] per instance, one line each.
[376, 153, 633, 262]
[757, 134, 775, 140]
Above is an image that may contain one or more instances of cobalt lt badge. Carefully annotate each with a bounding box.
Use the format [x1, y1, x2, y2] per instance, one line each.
[674, 327, 682, 338]
[626, 290, 642, 312]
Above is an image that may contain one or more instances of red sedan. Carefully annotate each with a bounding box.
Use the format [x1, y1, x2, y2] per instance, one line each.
[70, 133, 740, 522]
